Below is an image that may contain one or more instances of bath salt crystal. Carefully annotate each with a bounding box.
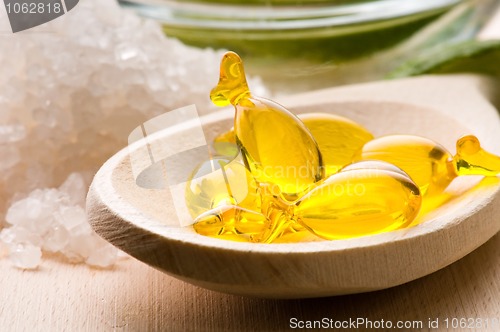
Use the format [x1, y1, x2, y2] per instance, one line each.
[58, 173, 88, 207]
[0, 227, 43, 248]
[63, 233, 107, 262]
[42, 226, 70, 253]
[5, 197, 53, 234]
[56, 206, 91, 235]
[115, 43, 148, 63]
[86, 243, 119, 268]
[9, 243, 42, 270]
[3, 175, 122, 267]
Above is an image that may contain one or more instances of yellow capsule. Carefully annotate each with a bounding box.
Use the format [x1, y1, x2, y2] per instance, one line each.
[355, 135, 452, 195]
[192, 183, 300, 244]
[270, 223, 314, 243]
[185, 156, 260, 219]
[192, 161, 422, 243]
[211, 52, 324, 200]
[193, 205, 271, 243]
[294, 161, 422, 240]
[453, 135, 500, 176]
[193, 52, 500, 244]
[213, 112, 374, 177]
[213, 129, 240, 158]
[298, 113, 374, 176]
[355, 134, 500, 196]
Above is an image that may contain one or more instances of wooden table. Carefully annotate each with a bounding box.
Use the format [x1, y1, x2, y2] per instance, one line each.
[1, 232, 499, 331]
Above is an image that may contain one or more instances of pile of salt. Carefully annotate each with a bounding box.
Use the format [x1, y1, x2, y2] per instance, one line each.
[0, 0, 266, 269]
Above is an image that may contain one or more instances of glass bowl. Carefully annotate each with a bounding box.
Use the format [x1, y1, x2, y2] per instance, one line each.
[120, 0, 498, 92]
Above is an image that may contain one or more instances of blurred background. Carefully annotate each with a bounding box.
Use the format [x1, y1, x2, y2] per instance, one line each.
[122, 0, 500, 92]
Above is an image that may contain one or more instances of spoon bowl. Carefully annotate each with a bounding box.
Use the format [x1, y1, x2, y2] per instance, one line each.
[87, 75, 500, 298]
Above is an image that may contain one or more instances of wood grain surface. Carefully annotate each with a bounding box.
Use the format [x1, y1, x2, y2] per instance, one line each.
[0, 232, 499, 331]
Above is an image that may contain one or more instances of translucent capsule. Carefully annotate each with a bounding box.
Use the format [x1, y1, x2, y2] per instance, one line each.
[293, 161, 422, 240]
[193, 205, 271, 243]
[210, 52, 324, 200]
[213, 112, 374, 177]
[192, 161, 422, 242]
[270, 223, 313, 243]
[191, 52, 500, 244]
[298, 113, 374, 176]
[213, 129, 239, 157]
[191, 184, 304, 244]
[355, 134, 500, 196]
[355, 135, 452, 195]
[453, 135, 500, 176]
[185, 156, 260, 219]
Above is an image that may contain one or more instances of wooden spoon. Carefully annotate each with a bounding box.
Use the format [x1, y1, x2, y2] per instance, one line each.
[87, 74, 500, 298]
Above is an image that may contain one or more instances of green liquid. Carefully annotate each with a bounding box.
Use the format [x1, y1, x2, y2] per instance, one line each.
[164, 15, 439, 61]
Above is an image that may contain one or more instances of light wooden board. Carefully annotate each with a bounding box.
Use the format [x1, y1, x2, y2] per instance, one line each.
[0, 233, 499, 331]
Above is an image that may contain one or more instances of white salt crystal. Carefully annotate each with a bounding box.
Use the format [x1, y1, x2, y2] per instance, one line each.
[86, 243, 119, 268]
[42, 226, 69, 253]
[56, 206, 90, 234]
[20, 198, 45, 223]
[9, 243, 42, 269]
[59, 173, 88, 206]
[34, 188, 68, 207]
[115, 43, 148, 63]
[146, 71, 163, 91]
[60, 246, 85, 264]
[122, 68, 146, 86]
[6, 198, 46, 228]
[0, 227, 43, 247]
[63, 233, 103, 261]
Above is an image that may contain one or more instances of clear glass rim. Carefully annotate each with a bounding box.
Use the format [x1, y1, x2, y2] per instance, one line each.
[119, 0, 463, 30]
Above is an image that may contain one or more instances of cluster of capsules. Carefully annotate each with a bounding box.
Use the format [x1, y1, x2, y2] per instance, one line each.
[185, 52, 500, 243]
